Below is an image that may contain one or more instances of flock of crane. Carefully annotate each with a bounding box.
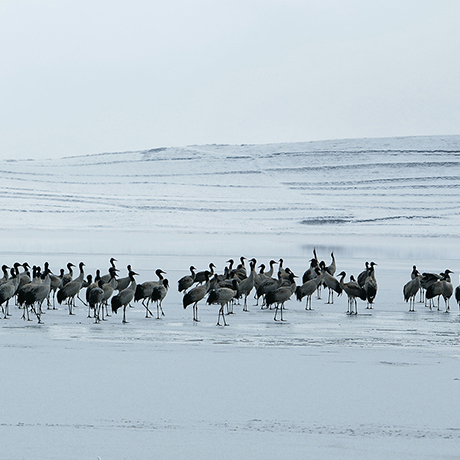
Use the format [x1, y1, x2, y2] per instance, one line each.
[0, 251, 458, 326]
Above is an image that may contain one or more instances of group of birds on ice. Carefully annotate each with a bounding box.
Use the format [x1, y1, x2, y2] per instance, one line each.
[0, 250, 457, 326]
[0, 258, 168, 324]
[403, 265, 459, 313]
[180, 250, 376, 325]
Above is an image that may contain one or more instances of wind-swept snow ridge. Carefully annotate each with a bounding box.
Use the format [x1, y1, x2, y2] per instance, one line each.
[0, 135, 459, 240]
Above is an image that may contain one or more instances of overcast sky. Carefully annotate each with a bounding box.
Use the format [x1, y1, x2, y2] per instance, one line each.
[1, 0, 459, 159]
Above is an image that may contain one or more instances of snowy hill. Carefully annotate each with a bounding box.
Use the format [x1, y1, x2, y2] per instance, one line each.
[1, 135, 459, 257]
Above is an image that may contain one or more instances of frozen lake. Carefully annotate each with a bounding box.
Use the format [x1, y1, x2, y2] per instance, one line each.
[1, 135, 460, 459]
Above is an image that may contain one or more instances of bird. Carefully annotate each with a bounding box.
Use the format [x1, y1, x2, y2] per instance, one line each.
[236, 258, 257, 311]
[183, 271, 210, 322]
[440, 269, 453, 312]
[0, 268, 19, 319]
[134, 269, 167, 317]
[363, 262, 377, 308]
[338, 272, 366, 315]
[253, 260, 277, 305]
[426, 270, 453, 312]
[296, 267, 322, 310]
[85, 273, 99, 318]
[62, 262, 75, 287]
[99, 267, 118, 320]
[194, 263, 216, 284]
[17, 265, 41, 309]
[48, 268, 64, 309]
[357, 262, 370, 287]
[455, 285, 460, 310]
[257, 260, 277, 284]
[302, 258, 319, 284]
[231, 256, 248, 280]
[411, 265, 424, 303]
[320, 262, 342, 304]
[404, 268, 421, 312]
[100, 257, 118, 284]
[24, 264, 52, 323]
[57, 262, 85, 315]
[17, 262, 32, 290]
[206, 279, 238, 326]
[277, 258, 290, 281]
[87, 279, 105, 323]
[0, 265, 10, 285]
[178, 266, 196, 294]
[111, 270, 138, 323]
[115, 265, 133, 292]
[256, 274, 281, 309]
[325, 252, 336, 276]
[150, 278, 169, 319]
[265, 272, 297, 321]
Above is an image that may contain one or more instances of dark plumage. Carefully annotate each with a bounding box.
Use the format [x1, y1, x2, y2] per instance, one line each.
[178, 266, 196, 293]
[150, 278, 169, 319]
[111, 270, 138, 323]
[404, 269, 421, 312]
[338, 271, 366, 315]
[206, 279, 238, 326]
[296, 268, 322, 310]
[183, 272, 210, 322]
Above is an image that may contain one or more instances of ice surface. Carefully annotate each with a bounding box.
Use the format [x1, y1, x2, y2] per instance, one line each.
[1, 135, 460, 459]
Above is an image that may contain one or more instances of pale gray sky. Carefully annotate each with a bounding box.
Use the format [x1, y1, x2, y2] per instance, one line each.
[1, 0, 459, 159]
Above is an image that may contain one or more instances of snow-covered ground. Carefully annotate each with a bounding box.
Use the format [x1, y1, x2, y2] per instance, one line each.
[1, 135, 460, 459]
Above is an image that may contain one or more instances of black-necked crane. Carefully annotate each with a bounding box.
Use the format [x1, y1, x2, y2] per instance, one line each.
[236, 258, 256, 311]
[0, 268, 19, 319]
[325, 252, 336, 276]
[48, 268, 64, 310]
[194, 263, 216, 285]
[62, 262, 75, 287]
[100, 267, 118, 320]
[320, 262, 342, 304]
[111, 270, 138, 323]
[150, 278, 169, 319]
[357, 262, 370, 288]
[254, 263, 265, 289]
[302, 258, 319, 284]
[440, 270, 453, 312]
[455, 284, 460, 310]
[183, 271, 210, 322]
[17, 262, 31, 290]
[100, 257, 117, 284]
[338, 272, 366, 315]
[207, 279, 238, 326]
[17, 265, 40, 309]
[116, 265, 133, 292]
[363, 262, 377, 308]
[256, 274, 280, 309]
[404, 268, 421, 312]
[24, 264, 52, 323]
[253, 260, 277, 305]
[88, 279, 105, 323]
[426, 269, 453, 312]
[277, 258, 290, 281]
[0, 265, 9, 285]
[232, 256, 247, 280]
[85, 273, 99, 318]
[265, 272, 297, 321]
[296, 267, 321, 310]
[178, 266, 196, 294]
[411, 265, 425, 302]
[134, 269, 166, 317]
[57, 262, 85, 315]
